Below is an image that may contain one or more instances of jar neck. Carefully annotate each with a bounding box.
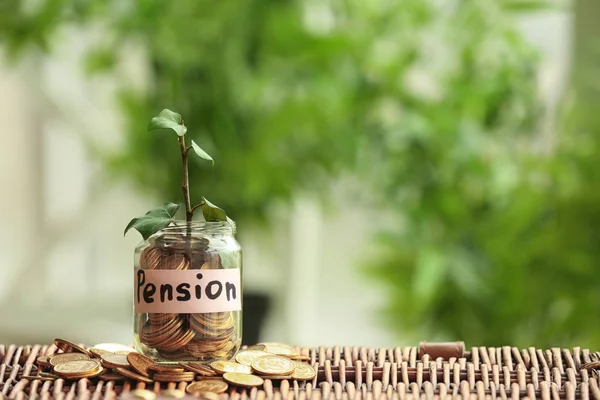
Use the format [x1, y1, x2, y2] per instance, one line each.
[161, 221, 234, 235]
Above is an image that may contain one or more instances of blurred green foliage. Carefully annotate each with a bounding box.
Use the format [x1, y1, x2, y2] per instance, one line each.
[3, 0, 597, 347]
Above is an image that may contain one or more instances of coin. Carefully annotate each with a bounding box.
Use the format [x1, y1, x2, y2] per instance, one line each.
[251, 355, 295, 376]
[36, 356, 52, 367]
[126, 389, 156, 400]
[234, 350, 272, 367]
[260, 375, 293, 380]
[186, 380, 229, 394]
[148, 364, 185, 373]
[115, 367, 153, 383]
[54, 360, 103, 378]
[140, 246, 162, 270]
[99, 371, 126, 381]
[210, 360, 252, 375]
[153, 372, 196, 382]
[291, 362, 316, 380]
[179, 362, 217, 376]
[89, 348, 112, 358]
[53, 338, 92, 357]
[223, 372, 264, 387]
[259, 342, 296, 356]
[49, 352, 90, 366]
[127, 352, 156, 377]
[161, 389, 186, 398]
[100, 353, 130, 368]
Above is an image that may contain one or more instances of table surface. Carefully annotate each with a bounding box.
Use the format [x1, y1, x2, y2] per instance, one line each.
[0, 344, 599, 400]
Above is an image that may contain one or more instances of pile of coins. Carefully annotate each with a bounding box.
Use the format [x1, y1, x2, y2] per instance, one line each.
[33, 338, 317, 399]
[137, 238, 240, 361]
[184, 342, 317, 395]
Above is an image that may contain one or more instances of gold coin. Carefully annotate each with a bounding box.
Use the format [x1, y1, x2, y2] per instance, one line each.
[162, 253, 188, 270]
[53, 338, 92, 357]
[53, 360, 102, 377]
[99, 371, 126, 381]
[159, 328, 196, 352]
[89, 348, 111, 358]
[179, 362, 217, 376]
[234, 350, 272, 367]
[140, 246, 162, 269]
[100, 353, 130, 368]
[115, 367, 153, 383]
[161, 389, 186, 398]
[153, 372, 196, 382]
[223, 372, 264, 387]
[49, 353, 90, 366]
[259, 375, 293, 380]
[127, 389, 157, 400]
[260, 342, 296, 356]
[148, 364, 185, 373]
[127, 352, 156, 377]
[91, 343, 137, 353]
[210, 360, 252, 375]
[186, 380, 229, 394]
[291, 362, 316, 380]
[251, 355, 295, 376]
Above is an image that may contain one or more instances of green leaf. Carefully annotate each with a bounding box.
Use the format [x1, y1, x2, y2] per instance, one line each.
[201, 197, 227, 222]
[124, 203, 181, 240]
[145, 202, 181, 219]
[191, 140, 214, 165]
[148, 109, 187, 136]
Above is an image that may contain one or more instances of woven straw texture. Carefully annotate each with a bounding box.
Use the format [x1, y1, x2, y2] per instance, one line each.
[1, 344, 599, 399]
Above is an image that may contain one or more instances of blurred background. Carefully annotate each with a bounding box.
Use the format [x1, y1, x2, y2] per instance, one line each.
[0, 0, 598, 349]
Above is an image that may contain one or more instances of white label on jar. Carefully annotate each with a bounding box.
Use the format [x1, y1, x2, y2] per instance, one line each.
[134, 269, 242, 313]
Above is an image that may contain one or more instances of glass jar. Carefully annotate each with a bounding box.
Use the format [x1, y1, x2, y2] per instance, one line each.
[133, 222, 242, 363]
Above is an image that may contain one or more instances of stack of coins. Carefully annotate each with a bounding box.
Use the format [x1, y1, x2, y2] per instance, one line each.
[137, 239, 240, 362]
[30, 338, 317, 399]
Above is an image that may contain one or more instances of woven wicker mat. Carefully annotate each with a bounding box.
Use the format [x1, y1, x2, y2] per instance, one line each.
[1, 344, 600, 399]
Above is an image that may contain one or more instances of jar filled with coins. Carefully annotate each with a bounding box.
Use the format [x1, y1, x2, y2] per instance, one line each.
[133, 222, 242, 363]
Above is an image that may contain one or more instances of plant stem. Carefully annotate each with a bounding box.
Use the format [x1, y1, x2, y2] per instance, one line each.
[178, 135, 193, 223]
[190, 201, 205, 215]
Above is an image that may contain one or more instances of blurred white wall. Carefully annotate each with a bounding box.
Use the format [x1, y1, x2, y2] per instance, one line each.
[0, 9, 570, 347]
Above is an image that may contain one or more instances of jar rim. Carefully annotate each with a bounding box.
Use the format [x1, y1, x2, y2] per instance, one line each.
[156, 220, 236, 235]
